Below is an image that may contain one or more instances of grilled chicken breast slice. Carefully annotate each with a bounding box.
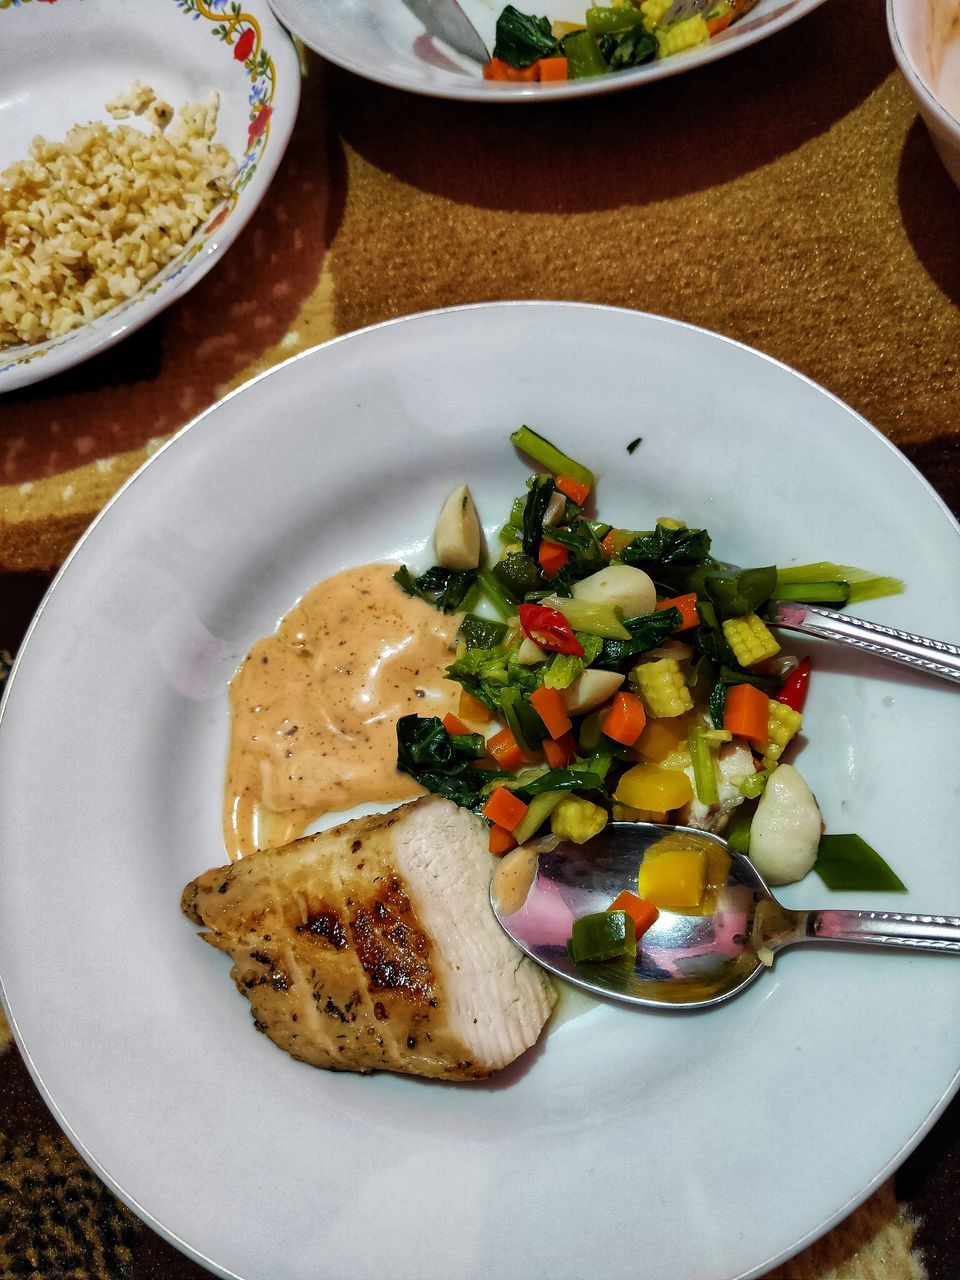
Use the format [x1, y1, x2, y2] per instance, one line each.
[182, 795, 555, 1080]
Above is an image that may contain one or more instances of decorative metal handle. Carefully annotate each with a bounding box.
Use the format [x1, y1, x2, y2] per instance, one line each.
[794, 909, 960, 954]
[772, 603, 960, 685]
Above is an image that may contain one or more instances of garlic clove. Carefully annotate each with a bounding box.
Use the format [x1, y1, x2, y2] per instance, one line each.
[434, 484, 481, 570]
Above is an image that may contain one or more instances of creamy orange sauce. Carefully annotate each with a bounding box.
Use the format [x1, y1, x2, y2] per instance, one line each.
[492, 843, 539, 918]
[223, 563, 462, 861]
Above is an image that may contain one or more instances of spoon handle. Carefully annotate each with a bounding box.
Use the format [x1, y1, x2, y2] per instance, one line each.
[771, 603, 960, 686]
[797, 909, 960, 954]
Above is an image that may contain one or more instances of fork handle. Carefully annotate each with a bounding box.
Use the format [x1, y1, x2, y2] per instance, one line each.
[793, 909, 960, 954]
[771, 603, 960, 685]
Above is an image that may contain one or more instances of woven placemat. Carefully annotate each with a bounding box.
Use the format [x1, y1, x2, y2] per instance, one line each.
[1, 0, 958, 568]
[1, 0, 957, 1274]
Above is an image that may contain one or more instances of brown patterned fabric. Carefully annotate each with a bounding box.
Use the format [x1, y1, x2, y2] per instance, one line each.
[1, 0, 958, 1274]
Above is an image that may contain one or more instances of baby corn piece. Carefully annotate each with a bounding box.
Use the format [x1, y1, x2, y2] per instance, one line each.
[765, 701, 803, 760]
[551, 796, 608, 844]
[721, 613, 781, 667]
[631, 657, 694, 718]
[655, 13, 709, 55]
[640, 0, 672, 29]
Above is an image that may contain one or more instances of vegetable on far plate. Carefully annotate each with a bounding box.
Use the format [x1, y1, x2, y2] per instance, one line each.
[483, 1, 763, 84]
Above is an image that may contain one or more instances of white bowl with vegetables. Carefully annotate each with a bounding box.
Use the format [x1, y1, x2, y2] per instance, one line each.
[266, 0, 829, 101]
[0, 302, 958, 1280]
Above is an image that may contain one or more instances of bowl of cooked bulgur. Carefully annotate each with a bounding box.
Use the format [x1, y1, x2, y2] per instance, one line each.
[0, 0, 300, 392]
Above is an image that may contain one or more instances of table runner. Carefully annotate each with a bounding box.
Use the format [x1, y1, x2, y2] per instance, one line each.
[1, 0, 958, 1273]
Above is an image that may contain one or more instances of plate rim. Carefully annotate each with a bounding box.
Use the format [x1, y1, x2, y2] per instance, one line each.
[1, 299, 959, 1280]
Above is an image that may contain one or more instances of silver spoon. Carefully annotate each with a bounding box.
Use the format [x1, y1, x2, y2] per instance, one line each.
[491, 823, 960, 1009]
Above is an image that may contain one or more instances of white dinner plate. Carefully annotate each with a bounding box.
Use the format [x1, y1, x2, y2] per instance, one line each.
[0, 0, 300, 393]
[1, 302, 958, 1280]
[267, 0, 827, 102]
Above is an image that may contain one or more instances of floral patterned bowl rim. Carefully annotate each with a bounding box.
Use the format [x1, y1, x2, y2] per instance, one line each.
[0, 0, 301, 394]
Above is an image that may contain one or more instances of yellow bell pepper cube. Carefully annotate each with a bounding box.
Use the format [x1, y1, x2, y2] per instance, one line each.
[633, 712, 693, 762]
[614, 761, 693, 812]
[638, 847, 707, 911]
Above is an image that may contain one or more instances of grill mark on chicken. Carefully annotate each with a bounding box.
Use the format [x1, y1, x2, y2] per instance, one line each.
[351, 875, 433, 1000]
[182, 796, 555, 1079]
[295, 906, 347, 950]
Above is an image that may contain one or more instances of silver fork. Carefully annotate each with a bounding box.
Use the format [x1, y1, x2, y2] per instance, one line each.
[770, 602, 960, 686]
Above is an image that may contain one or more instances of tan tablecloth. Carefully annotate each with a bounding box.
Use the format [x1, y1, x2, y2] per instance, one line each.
[1, 0, 958, 1274]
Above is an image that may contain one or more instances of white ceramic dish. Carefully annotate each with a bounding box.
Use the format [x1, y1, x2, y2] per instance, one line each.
[1, 301, 959, 1280]
[0, 0, 300, 394]
[888, 0, 960, 191]
[268, 0, 828, 102]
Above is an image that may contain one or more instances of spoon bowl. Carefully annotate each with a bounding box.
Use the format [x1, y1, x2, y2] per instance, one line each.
[491, 823, 960, 1009]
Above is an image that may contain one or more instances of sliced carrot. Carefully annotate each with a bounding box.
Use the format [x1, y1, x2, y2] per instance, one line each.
[723, 682, 769, 748]
[602, 691, 647, 746]
[600, 528, 636, 560]
[459, 690, 492, 724]
[600, 528, 620, 560]
[442, 713, 470, 736]
[530, 685, 573, 740]
[482, 786, 529, 832]
[608, 890, 659, 938]
[483, 56, 539, 81]
[487, 726, 524, 771]
[538, 55, 568, 82]
[538, 539, 569, 577]
[706, 10, 733, 34]
[543, 731, 578, 768]
[555, 472, 589, 504]
[655, 592, 700, 631]
[489, 824, 518, 856]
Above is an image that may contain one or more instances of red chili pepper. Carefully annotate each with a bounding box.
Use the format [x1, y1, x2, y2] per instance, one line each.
[234, 27, 256, 61]
[518, 603, 584, 657]
[776, 657, 811, 712]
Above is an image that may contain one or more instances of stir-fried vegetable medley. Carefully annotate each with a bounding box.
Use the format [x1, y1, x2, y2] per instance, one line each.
[483, 1, 746, 83]
[395, 427, 905, 894]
